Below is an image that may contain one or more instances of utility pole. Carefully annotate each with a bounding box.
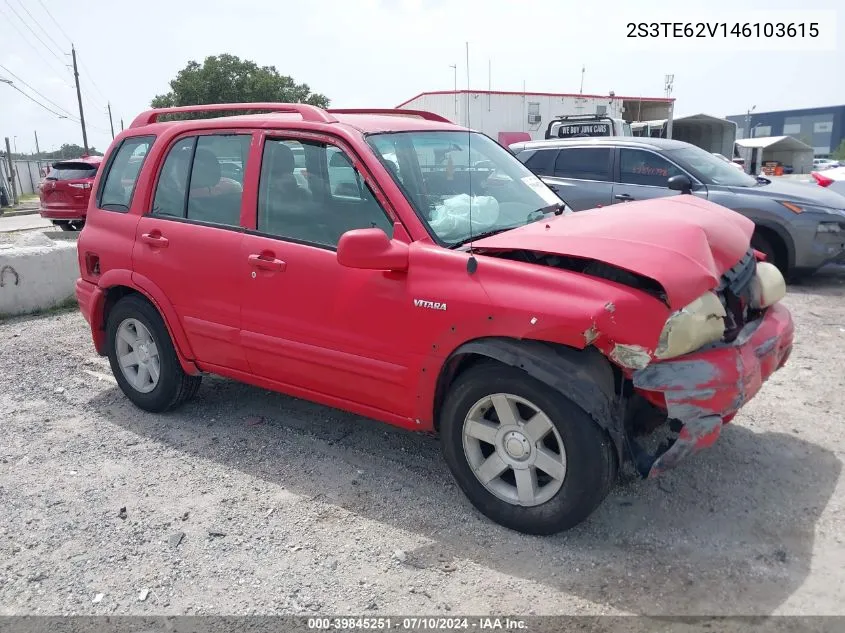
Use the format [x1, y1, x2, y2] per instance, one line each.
[71, 45, 89, 155]
[4, 137, 18, 205]
[120, 118, 124, 132]
[34, 130, 42, 176]
[449, 64, 457, 120]
[580, 65, 585, 94]
[664, 74, 674, 139]
[107, 102, 115, 139]
[745, 105, 756, 138]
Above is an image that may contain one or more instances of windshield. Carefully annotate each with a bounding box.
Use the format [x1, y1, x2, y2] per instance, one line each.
[667, 145, 758, 187]
[366, 131, 565, 246]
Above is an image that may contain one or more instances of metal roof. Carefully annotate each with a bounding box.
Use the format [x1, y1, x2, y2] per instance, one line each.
[735, 136, 813, 150]
[396, 90, 674, 108]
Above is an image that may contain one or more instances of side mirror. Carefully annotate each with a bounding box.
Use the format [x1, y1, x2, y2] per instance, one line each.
[337, 227, 409, 272]
[667, 174, 693, 194]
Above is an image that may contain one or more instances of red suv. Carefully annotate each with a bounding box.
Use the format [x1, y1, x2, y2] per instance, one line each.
[75, 103, 794, 534]
[39, 155, 103, 230]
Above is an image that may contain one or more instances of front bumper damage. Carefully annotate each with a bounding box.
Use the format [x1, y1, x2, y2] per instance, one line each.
[629, 302, 794, 478]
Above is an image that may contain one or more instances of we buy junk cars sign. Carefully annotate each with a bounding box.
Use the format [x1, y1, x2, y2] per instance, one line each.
[556, 123, 611, 137]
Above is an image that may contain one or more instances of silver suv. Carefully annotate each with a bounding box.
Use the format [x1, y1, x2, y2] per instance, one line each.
[511, 137, 845, 278]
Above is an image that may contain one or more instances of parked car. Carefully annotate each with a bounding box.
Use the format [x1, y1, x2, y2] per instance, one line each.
[813, 158, 841, 171]
[75, 103, 794, 535]
[810, 166, 845, 197]
[38, 156, 103, 230]
[510, 137, 845, 278]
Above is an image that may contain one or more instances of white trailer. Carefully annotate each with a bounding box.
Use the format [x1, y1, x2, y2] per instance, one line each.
[396, 90, 673, 145]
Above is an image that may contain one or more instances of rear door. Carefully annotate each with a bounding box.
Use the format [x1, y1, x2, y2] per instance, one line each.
[611, 148, 703, 204]
[543, 146, 614, 210]
[132, 131, 254, 372]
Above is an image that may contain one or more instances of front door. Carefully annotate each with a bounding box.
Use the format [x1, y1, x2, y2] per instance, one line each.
[132, 131, 253, 372]
[238, 134, 416, 417]
[611, 147, 704, 204]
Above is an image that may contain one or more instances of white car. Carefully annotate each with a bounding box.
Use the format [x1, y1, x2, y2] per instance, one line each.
[813, 158, 841, 171]
[811, 166, 845, 197]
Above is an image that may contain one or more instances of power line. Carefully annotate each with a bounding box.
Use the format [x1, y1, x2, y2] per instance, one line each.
[36, 0, 73, 46]
[13, 0, 65, 53]
[0, 63, 78, 119]
[1, 80, 74, 119]
[79, 61, 109, 103]
[0, 4, 74, 88]
[2, 0, 67, 65]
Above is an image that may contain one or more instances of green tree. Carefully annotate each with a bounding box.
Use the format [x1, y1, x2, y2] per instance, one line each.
[832, 139, 845, 161]
[151, 54, 329, 118]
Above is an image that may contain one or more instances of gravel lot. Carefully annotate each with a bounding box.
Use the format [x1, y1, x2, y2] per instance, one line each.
[1, 267, 844, 617]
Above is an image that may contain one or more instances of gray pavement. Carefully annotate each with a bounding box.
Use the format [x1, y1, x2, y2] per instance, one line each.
[0, 213, 53, 233]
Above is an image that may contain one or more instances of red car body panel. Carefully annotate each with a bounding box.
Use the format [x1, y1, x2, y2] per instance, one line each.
[74, 105, 795, 475]
[39, 156, 103, 221]
[473, 196, 756, 310]
[633, 302, 794, 476]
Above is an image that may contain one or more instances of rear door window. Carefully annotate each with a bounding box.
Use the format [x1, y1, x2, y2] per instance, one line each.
[97, 136, 155, 212]
[152, 137, 196, 217]
[47, 162, 98, 180]
[553, 148, 612, 181]
[186, 134, 251, 226]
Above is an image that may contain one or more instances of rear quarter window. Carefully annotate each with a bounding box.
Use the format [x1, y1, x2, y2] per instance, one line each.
[96, 136, 156, 212]
[47, 162, 98, 180]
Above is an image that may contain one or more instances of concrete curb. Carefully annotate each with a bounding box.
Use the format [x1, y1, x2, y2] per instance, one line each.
[0, 208, 41, 217]
[0, 235, 78, 318]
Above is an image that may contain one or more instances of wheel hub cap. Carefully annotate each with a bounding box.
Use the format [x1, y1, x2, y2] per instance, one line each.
[461, 392, 568, 507]
[503, 431, 530, 460]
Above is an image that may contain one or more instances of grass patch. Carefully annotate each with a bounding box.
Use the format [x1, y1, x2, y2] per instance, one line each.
[0, 296, 79, 323]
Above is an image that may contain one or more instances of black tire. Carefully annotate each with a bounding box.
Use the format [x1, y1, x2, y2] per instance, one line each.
[105, 294, 201, 412]
[440, 362, 617, 535]
[751, 231, 786, 275]
[53, 221, 73, 231]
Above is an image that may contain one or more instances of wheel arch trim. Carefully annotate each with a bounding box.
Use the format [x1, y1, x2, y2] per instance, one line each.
[434, 337, 624, 458]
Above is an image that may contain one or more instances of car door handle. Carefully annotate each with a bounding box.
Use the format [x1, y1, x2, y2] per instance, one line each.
[248, 254, 286, 272]
[140, 232, 169, 248]
[614, 193, 634, 201]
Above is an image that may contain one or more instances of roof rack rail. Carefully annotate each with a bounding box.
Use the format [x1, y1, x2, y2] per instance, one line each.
[550, 114, 616, 121]
[128, 102, 338, 128]
[328, 108, 453, 123]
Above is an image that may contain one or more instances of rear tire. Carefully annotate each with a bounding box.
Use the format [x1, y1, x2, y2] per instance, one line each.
[53, 221, 73, 231]
[106, 294, 201, 412]
[440, 362, 616, 535]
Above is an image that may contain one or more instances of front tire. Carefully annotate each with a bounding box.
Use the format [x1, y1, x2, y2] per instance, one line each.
[106, 294, 201, 412]
[440, 363, 616, 535]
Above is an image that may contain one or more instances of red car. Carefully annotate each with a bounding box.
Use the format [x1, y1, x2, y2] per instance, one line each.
[39, 155, 103, 230]
[75, 103, 794, 534]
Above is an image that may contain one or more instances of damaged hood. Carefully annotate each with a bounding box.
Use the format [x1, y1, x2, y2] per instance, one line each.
[473, 196, 754, 309]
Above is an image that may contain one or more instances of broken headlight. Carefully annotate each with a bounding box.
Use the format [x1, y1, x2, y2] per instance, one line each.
[654, 291, 726, 360]
[749, 261, 786, 309]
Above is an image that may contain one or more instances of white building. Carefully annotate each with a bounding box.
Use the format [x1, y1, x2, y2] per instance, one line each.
[396, 90, 674, 144]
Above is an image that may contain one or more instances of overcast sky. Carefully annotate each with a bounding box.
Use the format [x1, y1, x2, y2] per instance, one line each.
[1, 0, 842, 154]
